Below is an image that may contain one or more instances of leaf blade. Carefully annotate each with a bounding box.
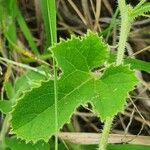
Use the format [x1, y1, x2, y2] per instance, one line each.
[5, 137, 50, 150]
[11, 32, 109, 142]
[92, 65, 138, 120]
[0, 100, 12, 114]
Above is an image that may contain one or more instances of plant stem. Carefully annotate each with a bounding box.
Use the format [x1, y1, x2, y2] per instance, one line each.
[99, 117, 113, 150]
[0, 57, 51, 77]
[46, 0, 58, 150]
[99, 1, 133, 150]
[116, 0, 132, 65]
[0, 115, 10, 150]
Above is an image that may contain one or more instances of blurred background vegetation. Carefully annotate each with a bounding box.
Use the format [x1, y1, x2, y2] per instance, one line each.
[0, 0, 149, 148]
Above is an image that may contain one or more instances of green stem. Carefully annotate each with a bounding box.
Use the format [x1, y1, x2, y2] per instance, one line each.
[99, 117, 113, 150]
[53, 61, 58, 150]
[116, 0, 132, 65]
[99, 1, 133, 150]
[46, 0, 58, 150]
[0, 115, 10, 150]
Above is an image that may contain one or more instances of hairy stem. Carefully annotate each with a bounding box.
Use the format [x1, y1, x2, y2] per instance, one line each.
[99, 1, 132, 150]
[99, 117, 113, 150]
[117, 0, 132, 65]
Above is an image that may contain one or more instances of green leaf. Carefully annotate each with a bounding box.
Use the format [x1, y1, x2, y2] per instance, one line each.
[108, 53, 150, 72]
[39, 0, 51, 50]
[124, 58, 150, 72]
[49, 140, 67, 150]
[38, 0, 57, 51]
[132, 2, 150, 19]
[11, 32, 109, 142]
[5, 0, 17, 44]
[52, 143, 150, 150]
[92, 65, 138, 120]
[16, 7, 39, 54]
[14, 66, 49, 101]
[58, 144, 150, 150]
[11, 32, 138, 143]
[0, 100, 12, 113]
[107, 144, 150, 150]
[5, 137, 50, 150]
[69, 144, 98, 150]
[4, 81, 15, 99]
[0, 67, 48, 115]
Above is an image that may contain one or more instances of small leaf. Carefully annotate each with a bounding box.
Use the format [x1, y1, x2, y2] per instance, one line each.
[125, 58, 150, 72]
[11, 31, 109, 142]
[4, 81, 15, 99]
[132, 2, 150, 19]
[0, 100, 12, 113]
[109, 53, 150, 72]
[16, 7, 39, 54]
[92, 65, 138, 120]
[5, 137, 50, 150]
[14, 66, 49, 101]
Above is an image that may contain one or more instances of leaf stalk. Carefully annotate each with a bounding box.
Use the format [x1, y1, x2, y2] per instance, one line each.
[99, 117, 113, 150]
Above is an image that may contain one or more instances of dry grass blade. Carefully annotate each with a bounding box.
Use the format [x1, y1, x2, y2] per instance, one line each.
[67, 0, 87, 25]
[59, 132, 150, 146]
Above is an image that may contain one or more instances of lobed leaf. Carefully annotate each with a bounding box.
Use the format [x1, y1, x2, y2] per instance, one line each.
[92, 65, 138, 120]
[11, 32, 109, 142]
[11, 32, 138, 143]
[5, 137, 50, 150]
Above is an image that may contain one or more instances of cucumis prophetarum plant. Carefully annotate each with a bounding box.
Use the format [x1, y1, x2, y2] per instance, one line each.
[0, 0, 150, 150]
